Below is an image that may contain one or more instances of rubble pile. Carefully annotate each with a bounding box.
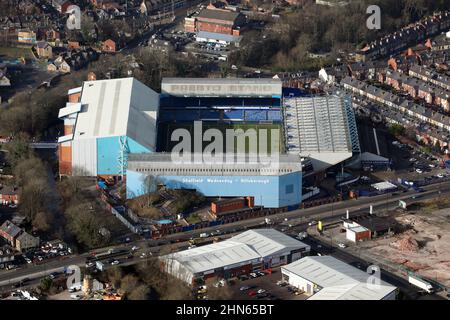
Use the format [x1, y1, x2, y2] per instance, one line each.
[390, 235, 420, 252]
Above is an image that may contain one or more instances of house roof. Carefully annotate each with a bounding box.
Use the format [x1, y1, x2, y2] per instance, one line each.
[282, 256, 396, 300]
[0, 220, 22, 239]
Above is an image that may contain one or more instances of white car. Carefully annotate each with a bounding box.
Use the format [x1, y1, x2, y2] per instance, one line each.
[416, 168, 423, 174]
[131, 246, 139, 251]
[110, 260, 120, 265]
[257, 289, 266, 294]
[70, 294, 82, 300]
[338, 243, 346, 248]
[437, 173, 444, 178]
[308, 221, 318, 226]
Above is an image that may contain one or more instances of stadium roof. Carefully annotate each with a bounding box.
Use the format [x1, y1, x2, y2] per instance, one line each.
[127, 153, 303, 176]
[161, 77, 282, 98]
[60, 78, 159, 150]
[231, 229, 310, 258]
[282, 256, 396, 300]
[284, 95, 355, 171]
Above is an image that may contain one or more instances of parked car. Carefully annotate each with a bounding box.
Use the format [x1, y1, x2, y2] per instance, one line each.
[239, 286, 250, 291]
[110, 260, 120, 265]
[338, 243, 346, 249]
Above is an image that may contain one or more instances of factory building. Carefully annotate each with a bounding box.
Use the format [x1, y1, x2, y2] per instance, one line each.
[281, 256, 397, 300]
[283, 95, 360, 173]
[57, 77, 159, 177]
[161, 229, 310, 285]
[126, 153, 302, 208]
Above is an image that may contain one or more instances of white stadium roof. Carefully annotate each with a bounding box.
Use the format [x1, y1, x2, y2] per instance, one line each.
[283, 256, 396, 300]
[284, 95, 355, 171]
[231, 229, 310, 258]
[161, 77, 282, 98]
[61, 77, 159, 150]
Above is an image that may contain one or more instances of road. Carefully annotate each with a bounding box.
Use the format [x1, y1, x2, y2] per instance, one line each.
[1, 181, 450, 294]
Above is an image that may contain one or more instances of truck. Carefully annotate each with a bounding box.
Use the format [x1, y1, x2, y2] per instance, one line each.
[408, 274, 434, 293]
[298, 232, 308, 240]
[96, 261, 106, 272]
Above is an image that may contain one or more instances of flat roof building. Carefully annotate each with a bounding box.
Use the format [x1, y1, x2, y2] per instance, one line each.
[281, 256, 397, 300]
[161, 229, 310, 285]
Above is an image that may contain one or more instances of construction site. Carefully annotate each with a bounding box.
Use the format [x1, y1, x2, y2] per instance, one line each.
[346, 199, 450, 292]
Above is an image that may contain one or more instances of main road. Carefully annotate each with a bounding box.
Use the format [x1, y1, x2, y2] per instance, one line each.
[1, 181, 449, 291]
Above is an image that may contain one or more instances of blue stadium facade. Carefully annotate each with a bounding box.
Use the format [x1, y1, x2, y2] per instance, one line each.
[126, 170, 302, 208]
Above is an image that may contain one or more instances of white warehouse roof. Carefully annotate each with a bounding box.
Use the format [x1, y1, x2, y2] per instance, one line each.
[161, 229, 309, 275]
[162, 240, 261, 275]
[283, 256, 396, 300]
[63, 77, 159, 150]
[231, 229, 310, 258]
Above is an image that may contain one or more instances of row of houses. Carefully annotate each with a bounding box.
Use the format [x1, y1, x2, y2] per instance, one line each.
[356, 11, 450, 62]
[47, 47, 99, 73]
[409, 64, 450, 91]
[0, 220, 39, 252]
[383, 70, 450, 112]
[342, 76, 450, 133]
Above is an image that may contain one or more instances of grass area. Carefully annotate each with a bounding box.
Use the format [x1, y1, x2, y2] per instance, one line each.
[185, 212, 202, 224]
[0, 46, 32, 60]
[160, 122, 283, 153]
[412, 198, 450, 214]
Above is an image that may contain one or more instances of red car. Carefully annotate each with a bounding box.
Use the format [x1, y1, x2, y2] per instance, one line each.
[247, 290, 257, 297]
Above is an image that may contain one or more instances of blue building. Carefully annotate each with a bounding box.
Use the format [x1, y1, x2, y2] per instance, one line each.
[126, 153, 303, 208]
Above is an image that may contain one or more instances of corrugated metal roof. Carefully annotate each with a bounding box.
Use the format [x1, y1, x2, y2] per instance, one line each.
[67, 78, 159, 150]
[231, 229, 310, 258]
[283, 256, 396, 300]
[196, 31, 241, 43]
[162, 229, 309, 274]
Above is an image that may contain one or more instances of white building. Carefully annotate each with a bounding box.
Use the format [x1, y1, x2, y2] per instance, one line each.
[57, 77, 159, 177]
[281, 256, 397, 300]
[161, 229, 310, 285]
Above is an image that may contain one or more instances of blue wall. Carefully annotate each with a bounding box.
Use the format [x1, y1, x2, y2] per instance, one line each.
[126, 170, 302, 208]
[97, 136, 152, 175]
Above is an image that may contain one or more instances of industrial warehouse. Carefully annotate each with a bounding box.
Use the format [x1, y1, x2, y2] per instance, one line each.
[160, 229, 311, 285]
[281, 256, 397, 300]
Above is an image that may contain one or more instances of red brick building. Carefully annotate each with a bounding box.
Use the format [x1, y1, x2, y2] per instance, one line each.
[186, 5, 245, 36]
[0, 185, 19, 205]
[102, 39, 117, 53]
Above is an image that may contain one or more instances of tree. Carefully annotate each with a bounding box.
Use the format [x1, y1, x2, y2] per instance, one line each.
[127, 285, 150, 300]
[120, 274, 139, 295]
[33, 211, 52, 232]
